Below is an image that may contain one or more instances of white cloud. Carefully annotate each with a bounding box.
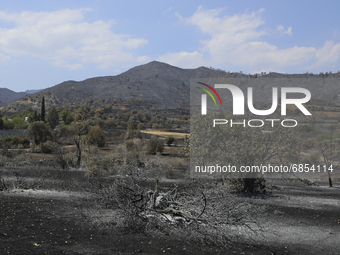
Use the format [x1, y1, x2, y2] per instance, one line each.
[157, 51, 205, 68]
[276, 25, 292, 36]
[163, 7, 340, 72]
[311, 40, 340, 68]
[0, 8, 148, 69]
[163, 7, 172, 14]
[0, 52, 10, 63]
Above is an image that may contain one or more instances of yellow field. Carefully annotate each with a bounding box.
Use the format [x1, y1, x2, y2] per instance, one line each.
[140, 129, 189, 139]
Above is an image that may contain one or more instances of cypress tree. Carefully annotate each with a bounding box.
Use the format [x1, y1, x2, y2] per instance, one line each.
[41, 96, 45, 122]
[0, 112, 3, 129]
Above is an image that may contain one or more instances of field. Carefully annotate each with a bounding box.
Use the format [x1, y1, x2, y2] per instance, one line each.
[0, 157, 340, 254]
[1, 124, 340, 255]
[140, 129, 189, 139]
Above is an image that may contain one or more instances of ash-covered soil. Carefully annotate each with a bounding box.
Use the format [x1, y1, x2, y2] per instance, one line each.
[1, 171, 340, 254]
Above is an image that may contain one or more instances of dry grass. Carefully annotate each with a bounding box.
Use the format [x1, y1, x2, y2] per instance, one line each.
[141, 129, 189, 139]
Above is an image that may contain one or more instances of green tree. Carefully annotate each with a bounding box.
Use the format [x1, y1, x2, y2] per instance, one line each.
[27, 110, 40, 123]
[41, 96, 45, 122]
[74, 105, 90, 121]
[47, 107, 59, 129]
[26, 121, 53, 145]
[147, 136, 164, 154]
[127, 115, 135, 132]
[87, 125, 106, 147]
[137, 123, 145, 130]
[0, 112, 3, 129]
[144, 112, 151, 122]
[61, 109, 73, 125]
[12, 116, 27, 130]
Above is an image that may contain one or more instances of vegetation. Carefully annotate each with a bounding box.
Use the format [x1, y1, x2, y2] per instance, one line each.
[165, 136, 175, 146]
[147, 135, 164, 154]
[26, 121, 53, 145]
[41, 96, 45, 122]
[1, 63, 340, 254]
[0, 112, 3, 129]
[60, 108, 73, 125]
[86, 125, 106, 148]
[0, 134, 30, 149]
[190, 112, 301, 193]
[47, 106, 59, 129]
[73, 105, 90, 121]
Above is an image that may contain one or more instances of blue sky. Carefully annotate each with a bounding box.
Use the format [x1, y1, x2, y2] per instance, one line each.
[1, 0, 340, 92]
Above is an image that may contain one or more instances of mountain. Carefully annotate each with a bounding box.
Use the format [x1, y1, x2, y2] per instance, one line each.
[0, 88, 26, 106]
[25, 89, 42, 94]
[1, 61, 340, 116]
[0, 61, 228, 115]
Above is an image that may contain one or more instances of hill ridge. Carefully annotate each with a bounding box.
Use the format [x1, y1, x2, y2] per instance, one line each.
[1, 61, 340, 115]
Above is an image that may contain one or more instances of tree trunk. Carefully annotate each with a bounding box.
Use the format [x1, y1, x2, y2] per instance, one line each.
[75, 135, 82, 168]
[328, 170, 333, 187]
[244, 178, 255, 193]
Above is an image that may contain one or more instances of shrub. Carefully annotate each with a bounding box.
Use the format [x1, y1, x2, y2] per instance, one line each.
[296, 124, 314, 134]
[10, 135, 30, 148]
[147, 136, 164, 154]
[0, 135, 10, 143]
[137, 123, 145, 130]
[228, 178, 268, 194]
[86, 156, 114, 177]
[93, 177, 265, 244]
[40, 141, 58, 154]
[165, 136, 175, 146]
[301, 138, 316, 150]
[165, 165, 175, 178]
[87, 125, 106, 147]
[0, 155, 7, 166]
[316, 133, 331, 142]
[152, 123, 163, 129]
[105, 118, 117, 129]
[113, 139, 146, 169]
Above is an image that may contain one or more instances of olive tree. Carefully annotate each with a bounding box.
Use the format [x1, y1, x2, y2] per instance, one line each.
[147, 136, 164, 154]
[26, 121, 53, 145]
[87, 125, 106, 148]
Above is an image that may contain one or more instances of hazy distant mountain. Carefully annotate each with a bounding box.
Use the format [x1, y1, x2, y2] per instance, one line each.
[0, 88, 26, 106]
[25, 89, 42, 94]
[1, 61, 340, 115]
